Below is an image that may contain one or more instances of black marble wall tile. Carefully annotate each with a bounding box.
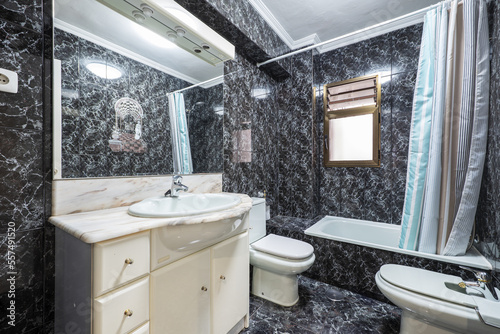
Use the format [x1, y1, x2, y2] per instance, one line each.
[176, 0, 290, 80]
[0, 1, 43, 33]
[357, 247, 394, 301]
[364, 166, 393, 224]
[54, 29, 79, 85]
[43, 224, 56, 332]
[276, 51, 316, 218]
[0, 127, 44, 232]
[184, 84, 224, 173]
[391, 71, 416, 157]
[212, 0, 289, 58]
[364, 34, 393, 76]
[390, 154, 407, 226]
[0, 20, 44, 131]
[391, 24, 423, 75]
[222, 50, 281, 213]
[0, 229, 44, 333]
[42, 1, 55, 325]
[319, 169, 343, 217]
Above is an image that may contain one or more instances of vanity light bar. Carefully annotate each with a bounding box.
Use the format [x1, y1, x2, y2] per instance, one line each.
[97, 0, 235, 65]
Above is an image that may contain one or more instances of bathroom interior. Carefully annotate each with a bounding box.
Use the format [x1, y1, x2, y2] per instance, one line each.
[1, 0, 500, 333]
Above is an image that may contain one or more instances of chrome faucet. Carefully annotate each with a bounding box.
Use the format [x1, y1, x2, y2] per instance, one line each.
[165, 175, 189, 197]
[459, 266, 498, 301]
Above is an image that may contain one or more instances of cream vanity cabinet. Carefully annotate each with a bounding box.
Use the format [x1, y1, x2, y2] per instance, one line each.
[150, 232, 249, 334]
[54, 218, 249, 334]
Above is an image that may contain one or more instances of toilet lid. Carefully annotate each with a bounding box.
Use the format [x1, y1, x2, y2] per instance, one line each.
[250, 234, 314, 260]
[379, 264, 476, 308]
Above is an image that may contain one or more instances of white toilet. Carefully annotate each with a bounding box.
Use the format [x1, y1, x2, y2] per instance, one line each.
[248, 198, 315, 306]
[376, 264, 500, 334]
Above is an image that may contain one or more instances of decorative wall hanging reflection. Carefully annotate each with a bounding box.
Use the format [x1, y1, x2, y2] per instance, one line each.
[109, 97, 148, 153]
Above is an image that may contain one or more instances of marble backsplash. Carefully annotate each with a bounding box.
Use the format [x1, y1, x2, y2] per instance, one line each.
[52, 174, 222, 216]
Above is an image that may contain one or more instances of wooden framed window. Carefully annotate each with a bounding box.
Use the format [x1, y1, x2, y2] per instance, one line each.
[323, 74, 381, 167]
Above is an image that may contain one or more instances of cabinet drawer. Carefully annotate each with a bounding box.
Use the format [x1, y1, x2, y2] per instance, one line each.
[130, 322, 149, 334]
[93, 276, 149, 334]
[94, 231, 150, 296]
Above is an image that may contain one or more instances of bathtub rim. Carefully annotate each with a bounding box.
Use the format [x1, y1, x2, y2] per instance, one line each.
[304, 216, 492, 271]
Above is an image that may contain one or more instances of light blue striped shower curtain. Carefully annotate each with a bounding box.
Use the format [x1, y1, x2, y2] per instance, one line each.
[418, 2, 449, 254]
[168, 92, 193, 174]
[398, 8, 437, 251]
[399, 0, 489, 256]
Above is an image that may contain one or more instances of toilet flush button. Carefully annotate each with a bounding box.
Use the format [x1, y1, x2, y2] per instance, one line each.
[0, 68, 18, 94]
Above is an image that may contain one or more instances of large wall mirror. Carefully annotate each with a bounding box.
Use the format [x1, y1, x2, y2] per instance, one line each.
[53, 0, 230, 179]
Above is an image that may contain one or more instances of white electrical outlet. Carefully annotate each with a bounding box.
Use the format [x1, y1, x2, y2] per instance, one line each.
[0, 68, 18, 93]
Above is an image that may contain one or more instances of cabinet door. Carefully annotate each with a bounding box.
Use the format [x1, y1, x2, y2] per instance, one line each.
[150, 249, 210, 334]
[211, 232, 249, 334]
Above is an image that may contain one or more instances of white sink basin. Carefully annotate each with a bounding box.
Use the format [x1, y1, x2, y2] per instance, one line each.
[128, 193, 241, 218]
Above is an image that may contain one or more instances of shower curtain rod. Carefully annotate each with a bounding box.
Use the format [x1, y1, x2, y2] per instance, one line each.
[256, 1, 451, 68]
[167, 75, 224, 95]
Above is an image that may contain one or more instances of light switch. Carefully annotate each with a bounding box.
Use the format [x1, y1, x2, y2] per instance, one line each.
[0, 68, 18, 93]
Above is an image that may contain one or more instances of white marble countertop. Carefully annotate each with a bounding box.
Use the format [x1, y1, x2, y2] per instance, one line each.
[49, 193, 252, 244]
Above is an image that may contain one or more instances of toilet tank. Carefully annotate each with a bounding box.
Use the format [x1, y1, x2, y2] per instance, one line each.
[249, 198, 266, 244]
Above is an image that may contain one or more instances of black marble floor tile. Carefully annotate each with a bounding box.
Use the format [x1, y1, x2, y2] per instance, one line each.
[243, 275, 401, 334]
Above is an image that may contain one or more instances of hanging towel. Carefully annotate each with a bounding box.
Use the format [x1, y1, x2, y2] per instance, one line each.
[168, 92, 193, 174]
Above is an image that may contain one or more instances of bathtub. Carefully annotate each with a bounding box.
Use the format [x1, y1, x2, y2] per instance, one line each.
[305, 216, 492, 270]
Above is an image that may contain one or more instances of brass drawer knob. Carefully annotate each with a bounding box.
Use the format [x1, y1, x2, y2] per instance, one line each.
[125, 258, 134, 265]
[201, 286, 208, 291]
[220, 275, 226, 280]
[124, 309, 133, 317]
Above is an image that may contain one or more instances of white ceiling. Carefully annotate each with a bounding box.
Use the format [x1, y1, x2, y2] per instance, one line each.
[251, 0, 441, 50]
[55, 0, 441, 84]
